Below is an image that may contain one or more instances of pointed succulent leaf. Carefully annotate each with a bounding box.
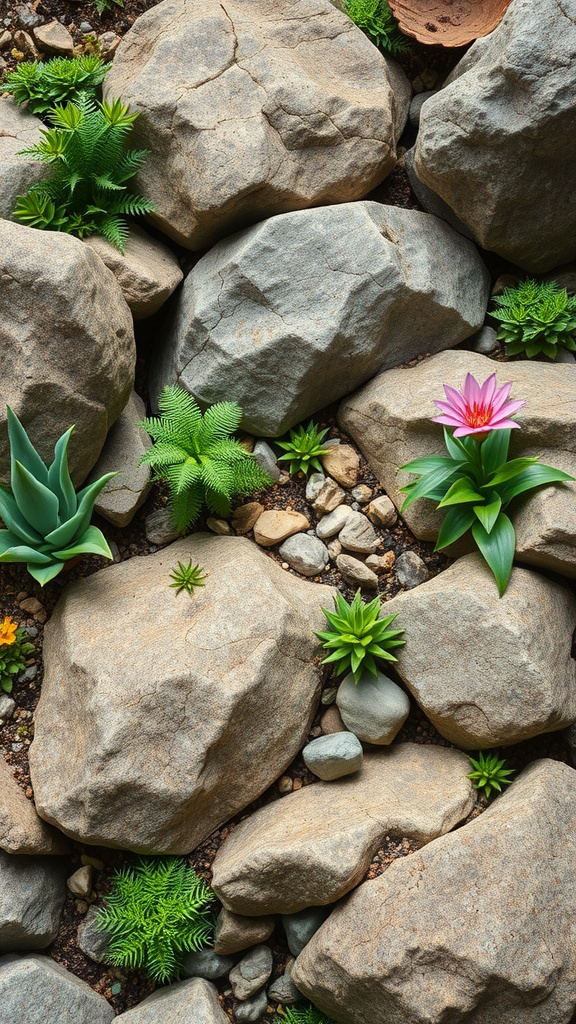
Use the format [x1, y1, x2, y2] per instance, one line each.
[6, 406, 49, 485]
[28, 561, 66, 586]
[47, 425, 77, 522]
[11, 460, 59, 536]
[45, 472, 117, 549]
[473, 494, 502, 534]
[0, 540, 53, 564]
[52, 523, 113, 561]
[0, 488, 44, 545]
[498, 464, 575, 505]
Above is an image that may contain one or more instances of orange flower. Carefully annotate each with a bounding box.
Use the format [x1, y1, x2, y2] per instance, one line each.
[0, 616, 17, 647]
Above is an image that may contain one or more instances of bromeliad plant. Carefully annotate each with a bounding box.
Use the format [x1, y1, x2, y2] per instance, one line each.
[2, 55, 111, 117]
[344, 0, 410, 55]
[277, 421, 331, 476]
[13, 94, 155, 252]
[399, 373, 574, 596]
[0, 616, 34, 694]
[467, 751, 515, 800]
[139, 387, 270, 533]
[316, 590, 405, 684]
[0, 406, 115, 586]
[491, 279, 576, 359]
[96, 857, 215, 984]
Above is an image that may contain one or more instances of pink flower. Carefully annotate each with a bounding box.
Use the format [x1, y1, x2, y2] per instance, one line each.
[433, 373, 525, 438]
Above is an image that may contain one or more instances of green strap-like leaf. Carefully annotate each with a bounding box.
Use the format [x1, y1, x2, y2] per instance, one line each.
[44, 472, 116, 549]
[6, 406, 49, 485]
[437, 477, 485, 508]
[52, 523, 112, 561]
[486, 457, 541, 486]
[400, 463, 460, 511]
[47, 425, 77, 522]
[480, 429, 511, 477]
[0, 538, 53, 564]
[0, 489, 43, 545]
[399, 456, 460, 474]
[435, 506, 476, 550]
[471, 512, 516, 597]
[498, 464, 575, 505]
[11, 460, 59, 536]
[473, 494, 502, 534]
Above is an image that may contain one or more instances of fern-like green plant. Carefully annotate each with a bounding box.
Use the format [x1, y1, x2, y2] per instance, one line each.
[93, 0, 124, 16]
[278, 1004, 338, 1024]
[344, 0, 410, 55]
[96, 857, 215, 984]
[2, 55, 110, 117]
[13, 94, 155, 252]
[139, 387, 271, 533]
[491, 279, 576, 359]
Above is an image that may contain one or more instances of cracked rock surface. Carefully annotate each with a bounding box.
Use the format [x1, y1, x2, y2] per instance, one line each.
[293, 759, 576, 1024]
[151, 202, 490, 436]
[0, 955, 114, 1024]
[411, 0, 576, 272]
[103, 0, 410, 250]
[211, 743, 474, 915]
[0, 98, 45, 220]
[28, 534, 335, 853]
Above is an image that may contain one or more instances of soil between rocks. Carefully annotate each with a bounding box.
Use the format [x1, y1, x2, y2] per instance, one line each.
[0, 1, 574, 1019]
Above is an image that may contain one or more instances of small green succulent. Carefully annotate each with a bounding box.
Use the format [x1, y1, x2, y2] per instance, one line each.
[316, 590, 405, 684]
[278, 1004, 337, 1024]
[276, 421, 331, 476]
[2, 54, 111, 117]
[467, 751, 515, 799]
[139, 387, 270, 533]
[96, 857, 215, 984]
[344, 0, 410, 55]
[0, 617, 35, 694]
[0, 406, 115, 586]
[491, 279, 576, 359]
[169, 560, 207, 596]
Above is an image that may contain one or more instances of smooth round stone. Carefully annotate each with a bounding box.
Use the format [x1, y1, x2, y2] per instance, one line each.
[278, 534, 329, 576]
[302, 733, 363, 781]
[282, 907, 330, 957]
[234, 988, 269, 1023]
[336, 671, 410, 744]
[182, 948, 237, 980]
[316, 505, 354, 539]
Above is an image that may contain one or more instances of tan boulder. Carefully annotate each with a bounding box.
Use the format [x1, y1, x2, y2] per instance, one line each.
[0, 99, 45, 220]
[85, 225, 183, 319]
[0, 760, 68, 855]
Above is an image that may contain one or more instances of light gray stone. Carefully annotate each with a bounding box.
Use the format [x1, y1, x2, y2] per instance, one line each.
[182, 948, 237, 980]
[0, 852, 66, 951]
[311, 478, 346, 515]
[293, 760, 576, 1024]
[0, 758, 68, 855]
[151, 202, 489, 436]
[104, 0, 409, 250]
[115, 977, 228, 1023]
[89, 391, 152, 527]
[411, 0, 576, 272]
[0, 954, 114, 1024]
[335, 554, 378, 590]
[85, 225, 183, 319]
[302, 732, 363, 780]
[278, 534, 329, 577]
[0, 99, 45, 219]
[211, 744, 474, 915]
[315, 505, 354, 540]
[306, 473, 327, 504]
[0, 219, 135, 485]
[77, 905, 110, 964]
[466, 324, 499, 355]
[144, 508, 182, 545]
[214, 908, 275, 955]
[267, 958, 301, 1004]
[336, 671, 410, 744]
[408, 89, 435, 127]
[233, 989, 269, 1023]
[338, 511, 379, 554]
[388, 554, 576, 748]
[395, 550, 429, 589]
[253, 440, 280, 482]
[0, 697, 15, 721]
[229, 945, 273, 1001]
[283, 908, 331, 957]
[339, 350, 576, 577]
[28, 535, 335, 853]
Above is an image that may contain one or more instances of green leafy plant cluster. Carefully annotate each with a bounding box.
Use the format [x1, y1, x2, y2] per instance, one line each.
[139, 387, 270, 534]
[0, 406, 115, 586]
[2, 55, 110, 116]
[14, 95, 155, 252]
[0, 619, 34, 694]
[316, 590, 405, 684]
[96, 857, 215, 984]
[169, 560, 207, 596]
[278, 1005, 337, 1024]
[93, 0, 124, 16]
[277, 421, 330, 476]
[491, 279, 576, 359]
[400, 429, 573, 596]
[467, 751, 514, 800]
[344, 0, 410, 55]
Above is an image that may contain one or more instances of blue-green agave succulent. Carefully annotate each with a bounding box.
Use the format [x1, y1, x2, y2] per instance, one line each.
[0, 406, 116, 585]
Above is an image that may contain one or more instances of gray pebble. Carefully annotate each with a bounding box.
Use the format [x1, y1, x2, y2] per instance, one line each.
[15, 4, 42, 28]
[253, 440, 280, 482]
[316, 505, 353, 539]
[182, 948, 237, 980]
[305, 473, 326, 503]
[335, 553, 378, 590]
[234, 988, 269, 1023]
[395, 550, 429, 589]
[282, 907, 330, 957]
[302, 732, 363, 780]
[79, 21, 94, 32]
[409, 90, 436, 127]
[278, 534, 329, 576]
[336, 670, 410, 745]
[267, 959, 301, 1005]
[18, 665, 37, 683]
[77, 905, 110, 963]
[229, 945, 273, 1001]
[553, 347, 576, 363]
[0, 695, 16, 720]
[467, 325, 499, 355]
[338, 511, 379, 554]
[144, 508, 181, 546]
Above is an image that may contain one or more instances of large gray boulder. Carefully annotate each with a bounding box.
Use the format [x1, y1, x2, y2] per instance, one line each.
[0, 955, 114, 1024]
[339, 349, 576, 577]
[293, 760, 576, 1024]
[151, 203, 489, 436]
[115, 978, 229, 1023]
[29, 535, 335, 853]
[411, 0, 576, 272]
[0, 99, 45, 220]
[0, 219, 135, 485]
[211, 744, 474, 915]
[103, 0, 410, 250]
[386, 554, 576, 749]
[89, 391, 152, 528]
[0, 852, 66, 951]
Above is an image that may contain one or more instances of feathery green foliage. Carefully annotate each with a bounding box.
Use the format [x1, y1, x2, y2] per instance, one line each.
[0, 405, 115, 586]
[491, 279, 576, 359]
[278, 1005, 338, 1024]
[344, 0, 410, 55]
[0, 618, 34, 694]
[139, 387, 271, 533]
[13, 94, 155, 252]
[2, 55, 110, 117]
[277, 421, 331, 476]
[96, 858, 215, 984]
[169, 560, 207, 596]
[316, 590, 405, 684]
[92, 0, 124, 16]
[467, 751, 515, 800]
